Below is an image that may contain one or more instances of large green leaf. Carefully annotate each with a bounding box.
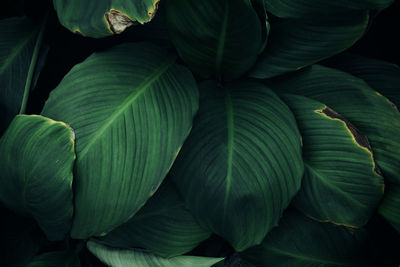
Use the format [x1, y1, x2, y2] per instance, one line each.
[53, 0, 160, 38]
[249, 13, 368, 79]
[41, 43, 199, 239]
[266, 65, 400, 185]
[0, 115, 75, 240]
[170, 80, 304, 251]
[0, 16, 47, 134]
[241, 210, 376, 267]
[87, 241, 224, 267]
[282, 94, 383, 227]
[265, 0, 394, 18]
[27, 251, 81, 267]
[379, 185, 400, 233]
[324, 54, 400, 108]
[166, 0, 262, 81]
[99, 179, 211, 258]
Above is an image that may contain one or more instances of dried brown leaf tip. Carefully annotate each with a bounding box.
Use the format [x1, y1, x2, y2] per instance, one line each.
[105, 9, 136, 34]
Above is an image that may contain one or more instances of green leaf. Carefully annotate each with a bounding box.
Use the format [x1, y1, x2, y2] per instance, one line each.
[324, 54, 400, 108]
[41, 43, 199, 239]
[241, 210, 376, 267]
[87, 241, 224, 267]
[27, 251, 81, 267]
[170, 80, 304, 251]
[0, 207, 46, 267]
[265, 0, 394, 18]
[0, 16, 48, 134]
[99, 179, 211, 258]
[166, 0, 262, 81]
[53, 0, 160, 37]
[282, 94, 384, 227]
[379, 185, 400, 233]
[266, 65, 400, 185]
[0, 115, 75, 240]
[249, 13, 368, 79]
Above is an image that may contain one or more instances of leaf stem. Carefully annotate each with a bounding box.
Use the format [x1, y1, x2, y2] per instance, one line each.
[19, 14, 48, 114]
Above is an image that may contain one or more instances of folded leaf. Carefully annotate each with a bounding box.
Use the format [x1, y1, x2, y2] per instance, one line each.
[249, 13, 368, 79]
[282, 94, 384, 227]
[241, 210, 376, 267]
[267, 65, 400, 184]
[99, 179, 211, 258]
[166, 0, 262, 80]
[53, 0, 160, 37]
[87, 241, 224, 267]
[171, 80, 304, 251]
[0, 115, 75, 240]
[41, 43, 199, 239]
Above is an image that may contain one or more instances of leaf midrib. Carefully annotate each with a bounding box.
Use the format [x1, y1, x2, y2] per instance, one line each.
[215, 0, 229, 75]
[223, 89, 234, 217]
[78, 58, 175, 159]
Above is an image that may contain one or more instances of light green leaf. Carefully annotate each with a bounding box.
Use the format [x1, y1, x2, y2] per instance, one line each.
[266, 65, 400, 185]
[41, 43, 199, 239]
[265, 0, 394, 18]
[282, 94, 384, 227]
[87, 241, 224, 267]
[170, 80, 304, 251]
[27, 251, 81, 267]
[379, 185, 400, 233]
[0, 115, 75, 240]
[0, 16, 47, 134]
[241, 210, 376, 267]
[53, 0, 160, 37]
[249, 13, 368, 79]
[166, 0, 262, 80]
[99, 179, 211, 258]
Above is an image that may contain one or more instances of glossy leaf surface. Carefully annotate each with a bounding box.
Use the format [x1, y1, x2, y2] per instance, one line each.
[0, 115, 75, 240]
[53, 0, 160, 37]
[99, 179, 211, 258]
[41, 43, 199, 239]
[87, 242, 224, 267]
[166, 0, 262, 80]
[283, 94, 384, 227]
[171, 80, 304, 251]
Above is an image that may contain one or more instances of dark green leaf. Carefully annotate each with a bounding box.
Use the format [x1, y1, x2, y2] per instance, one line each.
[379, 185, 400, 233]
[41, 43, 199, 239]
[171, 80, 304, 251]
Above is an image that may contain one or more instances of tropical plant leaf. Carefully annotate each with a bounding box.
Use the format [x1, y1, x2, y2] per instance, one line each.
[241, 210, 376, 267]
[249, 12, 368, 79]
[0, 115, 75, 240]
[98, 179, 211, 258]
[27, 251, 81, 267]
[0, 16, 48, 134]
[324, 53, 400, 108]
[53, 0, 160, 38]
[266, 65, 400, 185]
[0, 206, 46, 267]
[41, 43, 199, 239]
[170, 80, 304, 251]
[282, 94, 384, 227]
[166, 0, 262, 81]
[265, 0, 394, 18]
[379, 185, 400, 233]
[87, 241, 224, 267]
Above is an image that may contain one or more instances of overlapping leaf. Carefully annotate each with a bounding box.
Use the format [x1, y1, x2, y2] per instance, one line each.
[99, 179, 211, 258]
[166, 0, 262, 80]
[249, 13, 368, 79]
[87, 242, 224, 267]
[53, 0, 160, 37]
[379, 185, 400, 233]
[0, 115, 75, 240]
[282, 94, 384, 227]
[41, 43, 199, 239]
[241, 210, 376, 267]
[170, 80, 304, 251]
[0, 16, 47, 134]
[266, 65, 400, 185]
